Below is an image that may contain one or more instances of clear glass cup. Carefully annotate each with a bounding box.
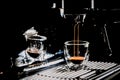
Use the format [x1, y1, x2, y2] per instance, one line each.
[26, 35, 47, 60]
[64, 40, 89, 71]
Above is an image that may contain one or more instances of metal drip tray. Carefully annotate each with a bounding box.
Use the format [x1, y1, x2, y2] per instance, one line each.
[20, 60, 120, 80]
[82, 61, 117, 70]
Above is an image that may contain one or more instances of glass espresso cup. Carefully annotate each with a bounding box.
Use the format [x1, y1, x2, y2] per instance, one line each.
[26, 35, 47, 59]
[64, 40, 89, 70]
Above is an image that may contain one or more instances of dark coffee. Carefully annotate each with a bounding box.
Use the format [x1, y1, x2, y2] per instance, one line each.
[27, 48, 39, 58]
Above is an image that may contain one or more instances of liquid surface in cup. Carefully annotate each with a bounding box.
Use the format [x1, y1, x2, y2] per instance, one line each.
[69, 56, 84, 64]
[27, 48, 39, 58]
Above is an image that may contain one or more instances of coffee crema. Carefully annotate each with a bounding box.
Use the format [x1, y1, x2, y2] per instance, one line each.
[69, 56, 84, 64]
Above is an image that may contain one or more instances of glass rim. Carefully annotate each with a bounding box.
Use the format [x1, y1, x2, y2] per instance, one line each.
[64, 40, 89, 46]
[28, 35, 47, 41]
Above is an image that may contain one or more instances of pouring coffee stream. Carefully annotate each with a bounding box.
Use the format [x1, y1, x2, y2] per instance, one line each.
[69, 20, 85, 64]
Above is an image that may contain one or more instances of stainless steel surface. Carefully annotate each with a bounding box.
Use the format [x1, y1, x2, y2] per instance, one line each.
[82, 61, 117, 70]
[20, 60, 119, 80]
[23, 59, 64, 72]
